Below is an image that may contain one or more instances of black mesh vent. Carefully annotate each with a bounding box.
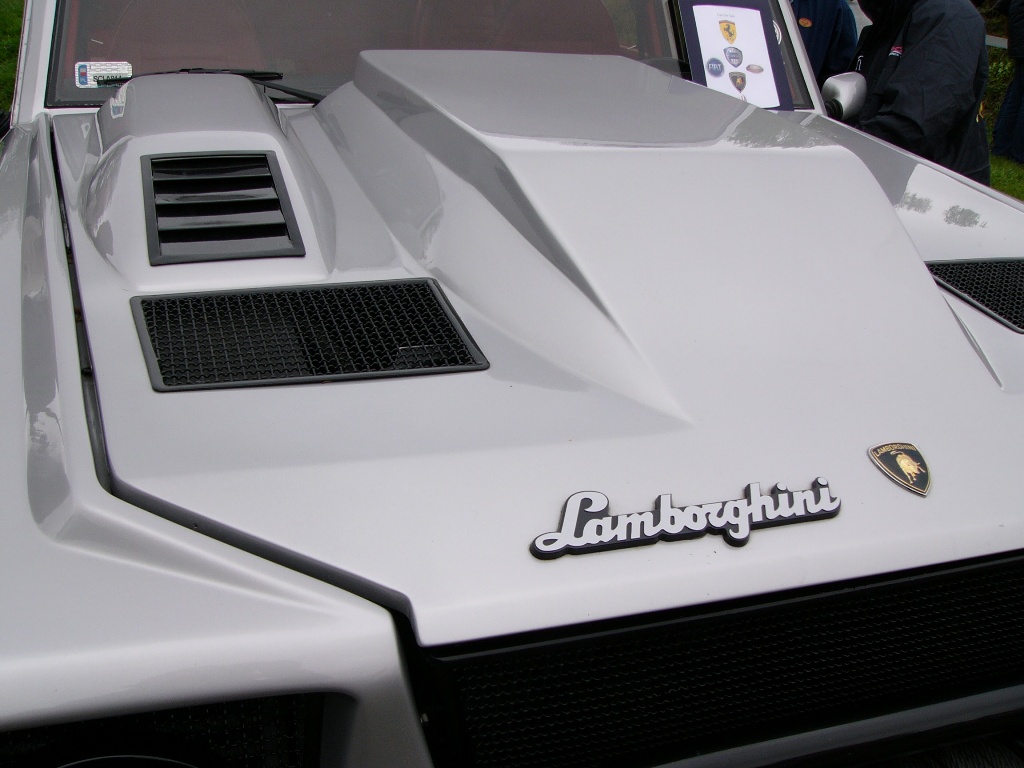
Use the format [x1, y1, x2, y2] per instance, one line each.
[143, 152, 305, 265]
[0, 694, 322, 768]
[409, 553, 1024, 768]
[928, 260, 1024, 332]
[133, 279, 488, 390]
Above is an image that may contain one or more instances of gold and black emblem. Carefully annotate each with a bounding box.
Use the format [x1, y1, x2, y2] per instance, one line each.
[729, 71, 747, 93]
[868, 443, 930, 496]
[720, 20, 738, 43]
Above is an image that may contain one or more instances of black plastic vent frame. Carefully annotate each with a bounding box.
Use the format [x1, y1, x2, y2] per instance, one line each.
[132, 279, 488, 391]
[143, 152, 305, 265]
[407, 551, 1024, 768]
[928, 259, 1024, 333]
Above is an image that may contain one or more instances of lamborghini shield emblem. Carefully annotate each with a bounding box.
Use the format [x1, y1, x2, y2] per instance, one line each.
[869, 443, 930, 496]
[724, 46, 743, 67]
[729, 71, 747, 92]
[720, 20, 737, 43]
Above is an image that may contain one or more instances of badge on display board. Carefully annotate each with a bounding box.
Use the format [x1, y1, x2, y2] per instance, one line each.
[678, 0, 793, 110]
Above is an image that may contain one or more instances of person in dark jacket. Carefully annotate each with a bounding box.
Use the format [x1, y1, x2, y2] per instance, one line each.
[850, 0, 990, 184]
[792, 0, 859, 85]
[993, 0, 1024, 162]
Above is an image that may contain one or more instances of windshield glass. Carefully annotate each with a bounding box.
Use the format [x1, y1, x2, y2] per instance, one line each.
[47, 0, 810, 109]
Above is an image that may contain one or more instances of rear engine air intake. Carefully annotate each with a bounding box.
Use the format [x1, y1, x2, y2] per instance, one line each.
[143, 152, 305, 265]
[407, 552, 1024, 768]
[132, 279, 488, 391]
[928, 260, 1024, 332]
[0, 693, 323, 768]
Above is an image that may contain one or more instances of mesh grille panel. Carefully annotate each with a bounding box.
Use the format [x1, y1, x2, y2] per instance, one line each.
[133, 279, 488, 390]
[0, 694, 322, 768]
[928, 260, 1024, 332]
[413, 554, 1024, 768]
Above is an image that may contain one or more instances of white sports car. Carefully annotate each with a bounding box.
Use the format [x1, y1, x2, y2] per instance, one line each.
[2, 0, 1024, 766]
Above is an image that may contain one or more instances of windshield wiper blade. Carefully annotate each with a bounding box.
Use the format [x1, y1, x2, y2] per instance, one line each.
[96, 68, 324, 104]
[95, 67, 282, 85]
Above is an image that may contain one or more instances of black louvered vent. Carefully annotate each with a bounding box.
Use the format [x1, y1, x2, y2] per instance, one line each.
[143, 152, 305, 265]
[408, 552, 1024, 768]
[132, 279, 488, 391]
[0, 694, 323, 768]
[928, 260, 1024, 333]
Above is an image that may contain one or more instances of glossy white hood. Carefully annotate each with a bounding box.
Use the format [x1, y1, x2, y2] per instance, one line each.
[52, 51, 1024, 646]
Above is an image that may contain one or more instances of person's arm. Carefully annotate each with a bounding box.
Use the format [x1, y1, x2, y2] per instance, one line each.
[818, 0, 859, 82]
[855, 1, 984, 158]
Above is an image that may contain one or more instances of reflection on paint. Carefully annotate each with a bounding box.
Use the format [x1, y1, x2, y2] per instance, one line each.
[897, 192, 932, 214]
[943, 205, 984, 228]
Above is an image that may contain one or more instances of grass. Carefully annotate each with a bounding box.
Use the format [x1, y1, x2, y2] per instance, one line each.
[983, 46, 1024, 199]
[980, 10, 1024, 200]
[992, 155, 1024, 199]
[0, 0, 21, 111]
[0, 0, 1021, 200]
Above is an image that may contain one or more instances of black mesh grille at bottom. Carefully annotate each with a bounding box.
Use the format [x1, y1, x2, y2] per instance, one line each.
[928, 260, 1024, 332]
[410, 553, 1024, 768]
[133, 279, 488, 390]
[0, 694, 323, 768]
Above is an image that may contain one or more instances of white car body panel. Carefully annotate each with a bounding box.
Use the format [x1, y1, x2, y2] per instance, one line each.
[48, 56, 1021, 648]
[4, 0, 1024, 766]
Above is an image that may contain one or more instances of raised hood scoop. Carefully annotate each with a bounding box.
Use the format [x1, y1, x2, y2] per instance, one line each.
[53, 53, 1024, 647]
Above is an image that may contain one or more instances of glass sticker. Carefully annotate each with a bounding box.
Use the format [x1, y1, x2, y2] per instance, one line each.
[75, 61, 132, 88]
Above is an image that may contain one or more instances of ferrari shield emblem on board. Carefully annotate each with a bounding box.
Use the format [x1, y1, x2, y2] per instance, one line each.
[720, 20, 738, 43]
[869, 443, 930, 496]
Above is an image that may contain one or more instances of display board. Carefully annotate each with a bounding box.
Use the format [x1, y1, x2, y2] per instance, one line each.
[678, 0, 793, 110]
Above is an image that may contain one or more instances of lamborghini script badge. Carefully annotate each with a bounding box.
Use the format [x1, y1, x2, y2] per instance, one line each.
[531, 479, 840, 559]
[868, 443, 930, 496]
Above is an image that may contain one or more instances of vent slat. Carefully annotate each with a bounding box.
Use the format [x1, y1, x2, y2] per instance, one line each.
[158, 210, 287, 232]
[150, 155, 273, 176]
[152, 178, 276, 196]
[155, 188, 281, 206]
[152, 166, 274, 181]
[158, 236, 294, 259]
[132, 280, 489, 390]
[143, 152, 304, 265]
